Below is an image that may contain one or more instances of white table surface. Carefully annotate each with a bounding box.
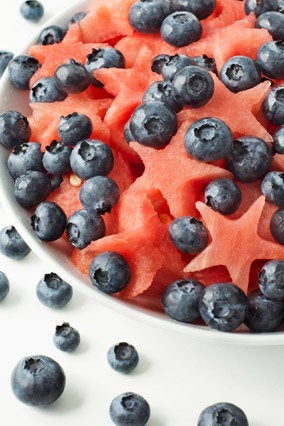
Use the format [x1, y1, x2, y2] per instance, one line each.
[0, 1, 283, 425]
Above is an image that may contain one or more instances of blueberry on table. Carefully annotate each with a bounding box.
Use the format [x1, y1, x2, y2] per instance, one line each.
[142, 80, 182, 112]
[11, 355, 65, 406]
[7, 142, 44, 179]
[261, 171, 284, 207]
[36, 272, 73, 309]
[128, 0, 170, 33]
[31, 201, 67, 241]
[42, 140, 71, 175]
[0, 225, 30, 260]
[89, 251, 131, 294]
[262, 86, 284, 126]
[256, 11, 284, 41]
[170, 0, 216, 20]
[169, 216, 208, 254]
[54, 59, 91, 94]
[66, 208, 106, 249]
[109, 392, 150, 426]
[79, 175, 120, 214]
[273, 126, 284, 153]
[20, 0, 44, 22]
[258, 260, 284, 300]
[37, 25, 66, 45]
[204, 178, 242, 215]
[0, 50, 14, 77]
[197, 401, 249, 426]
[161, 53, 195, 81]
[8, 54, 40, 90]
[220, 55, 261, 93]
[0, 271, 9, 301]
[160, 11, 202, 48]
[0, 110, 31, 149]
[256, 41, 284, 80]
[57, 112, 92, 147]
[53, 322, 80, 352]
[14, 170, 51, 208]
[30, 77, 67, 103]
[107, 342, 139, 373]
[270, 207, 284, 244]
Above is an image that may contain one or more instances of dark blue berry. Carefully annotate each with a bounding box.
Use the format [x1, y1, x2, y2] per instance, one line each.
[244, 290, 284, 332]
[205, 178, 242, 215]
[160, 11, 202, 48]
[107, 342, 139, 373]
[256, 11, 284, 41]
[199, 283, 247, 332]
[0, 110, 31, 149]
[124, 119, 134, 143]
[54, 59, 90, 94]
[79, 175, 120, 214]
[129, 101, 177, 148]
[20, 1, 44, 22]
[0, 271, 9, 301]
[142, 80, 183, 112]
[53, 322, 80, 352]
[224, 136, 272, 182]
[7, 142, 44, 179]
[184, 117, 233, 162]
[161, 53, 195, 81]
[270, 207, 284, 244]
[85, 47, 125, 87]
[50, 174, 63, 191]
[37, 25, 66, 45]
[151, 53, 171, 74]
[8, 54, 40, 90]
[11, 355, 65, 406]
[257, 41, 284, 80]
[198, 402, 249, 426]
[0, 225, 30, 260]
[258, 260, 284, 300]
[169, 216, 208, 254]
[193, 54, 217, 74]
[42, 140, 71, 174]
[172, 65, 214, 108]
[57, 112, 92, 146]
[244, 0, 279, 16]
[30, 77, 67, 103]
[31, 201, 67, 241]
[263, 85, 284, 126]
[128, 0, 170, 33]
[109, 392, 150, 426]
[162, 278, 205, 322]
[68, 11, 87, 26]
[36, 272, 73, 308]
[14, 170, 51, 207]
[170, 0, 216, 20]
[89, 251, 131, 294]
[261, 171, 284, 207]
[220, 55, 261, 93]
[273, 126, 284, 153]
[0, 50, 14, 77]
[66, 208, 106, 249]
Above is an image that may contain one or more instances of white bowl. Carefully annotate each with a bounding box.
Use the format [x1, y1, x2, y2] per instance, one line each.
[0, 0, 283, 346]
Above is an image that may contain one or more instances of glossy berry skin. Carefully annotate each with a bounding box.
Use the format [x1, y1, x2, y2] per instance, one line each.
[109, 392, 150, 426]
[30, 77, 67, 103]
[151, 53, 171, 74]
[270, 208, 284, 244]
[161, 53, 195, 81]
[160, 11, 202, 48]
[57, 112, 92, 147]
[142, 80, 182, 112]
[172, 65, 214, 108]
[36, 272, 73, 309]
[220, 55, 261, 93]
[258, 260, 284, 300]
[261, 171, 284, 207]
[79, 175, 120, 214]
[129, 101, 177, 148]
[0, 271, 9, 301]
[244, 290, 284, 332]
[198, 402, 249, 426]
[31, 201, 67, 241]
[7, 142, 44, 179]
[8, 55, 40, 90]
[263, 86, 284, 126]
[205, 178, 242, 215]
[184, 117, 233, 162]
[66, 208, 106, 249]
[107, 342, 139, 373]
[54, 59, 90, 94]
[224, 136, 272, 182]
[162, 278, 205, 322]
[170, 0, 216, 20]
[11, 355, 65, 407]
[257, 41, 284, 80]
[193, 54, 217, 74]
[128, 0, 170, 33]
[14, 170, 51, 208]
[0, 50, 14, 77]
[123, 120, 134, 143]
[169, 216, 208, 254]
[273, 126, 284, 153]
[70, 139, 114, 179]
[68, 11, 87, 26]
[43, 140, 71, 174]
[85, 47, 125, 87]
[20, 1, 44, 22]
[0, 225, 30, 260]
[0, 110, 31, 149]
[89, 251, 131, 294]
[199, 283, 247, 332]
[256, 11, 284, 41]
[37, 25, 66, 45]
[53, 322, 80, 352]
[244, 0, 279, 16]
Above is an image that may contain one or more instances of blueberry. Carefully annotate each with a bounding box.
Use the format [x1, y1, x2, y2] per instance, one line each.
[244, 290, 284, 332]
[261, 171, 284, 207]
[128, 101, 177, 148]
[161, 53, 195, 81]
[7, 142, 44, 179]
[8, 54, 40, 90]
[0, 225, 30, 260]
[0, 110, 31, 149]
[20, 1, 44, 22]
[224, 136, 272, 182]
[162, 278, 205, 322]
[14, 170, 51, 207]
[30, 77, 67, 103]
[11, 355, 65, 406]
[57, 112, 92, 146]
[109, 392, 150, 426]
[0, 50, 14, 77]
[273, 126, 284, 153]
[256, 11, 284, 41]
[89, 251, 131, 294]
[169, 216, 208, 254]
[244, 0, 279, 16]
[128, 0, 170, 33]
[197, 402, 249, 426]
[0, 271, 9, 301]
[70, 139, 114, 179]
[257, 41, 284, 80]
[172, 65, 214, 108]
[199, 283, 247, 332]
[79, 175, 120, 214]
[42, 140, 71, 174]
[107, 342, 139, 373]
[54, 59, 90, 94]
[124, 119, 135, 143]
[53, 322, 80, 352]
[36, 272, 73, 308]
[220, 55, 261, 93]
[170, 0, 216, 20]
[50, 174, 63, 191]
[31, 201, 67, 241]
[258, 260, 284, 300]
[160, 11, 202, 48]
[68, 11, 87, 26]
[142, 80, 182, 112]
[66, 208, 106, 249]
[263, 86, 284, 126]
[184, 117, 233, 162]
[85, 47, 125, 87]
[270, 207, 284, 244]
[151, 53, 171, 74]
[205, 178, 242, 215]
[193, 54, 217, 74]
[37, 25, 66, 45]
